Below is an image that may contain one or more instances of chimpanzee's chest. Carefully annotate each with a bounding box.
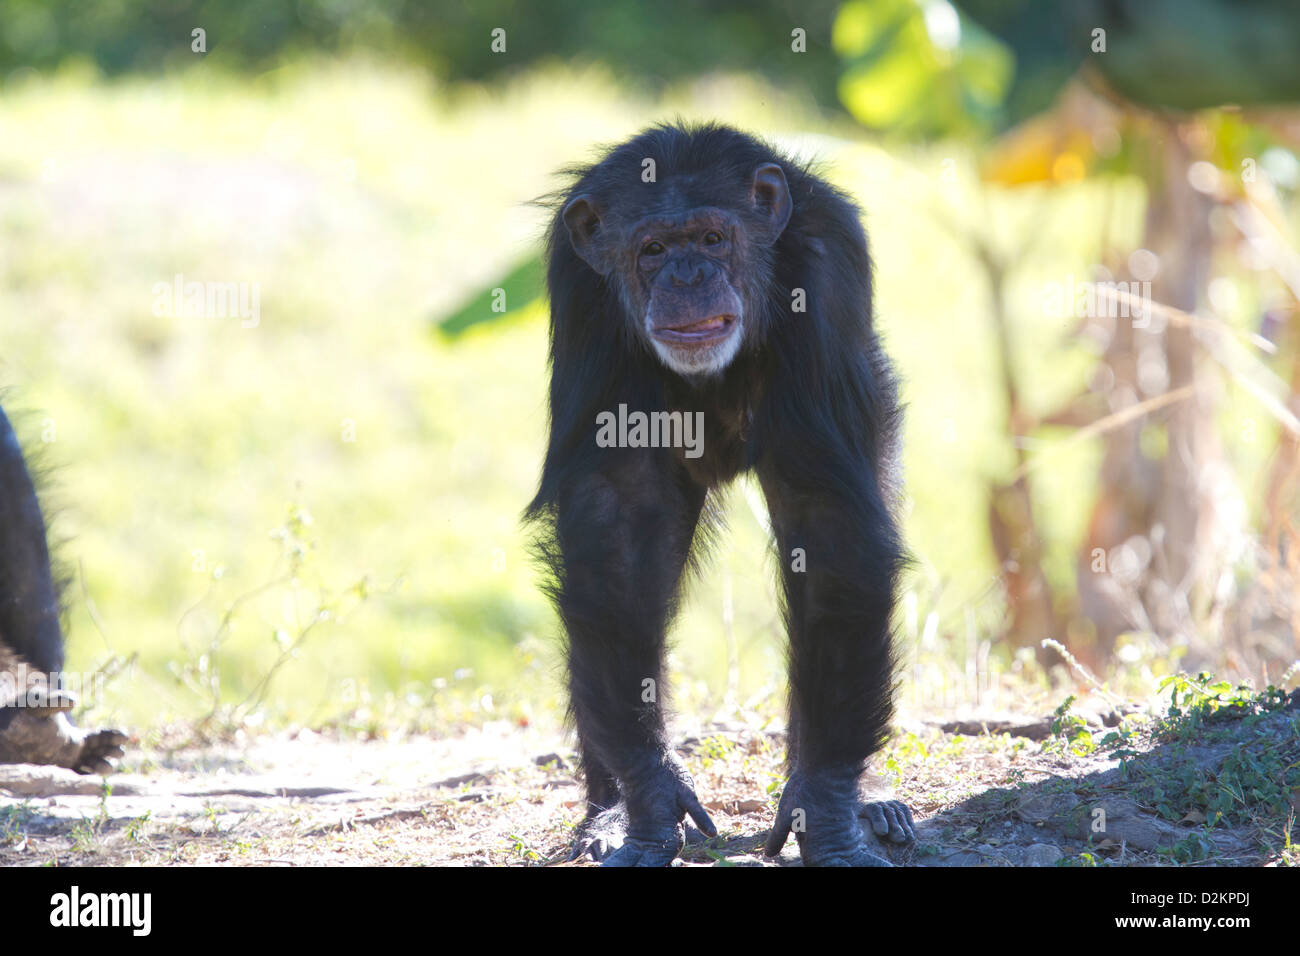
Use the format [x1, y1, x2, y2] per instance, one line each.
[671, 394, 756, 489]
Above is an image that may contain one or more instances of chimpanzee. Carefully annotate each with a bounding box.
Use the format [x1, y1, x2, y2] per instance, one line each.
[0, 402, 127, 774]
[526, 123, 915, 866]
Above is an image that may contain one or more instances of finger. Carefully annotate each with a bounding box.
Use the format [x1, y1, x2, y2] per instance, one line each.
[764, 808, 792, 857]
[862, 800, 916, 841]
[876, 801, 914, 842]
[681, 792, 717, 838]
[890, 803, 916, 843]
[863, 803, 890, 836]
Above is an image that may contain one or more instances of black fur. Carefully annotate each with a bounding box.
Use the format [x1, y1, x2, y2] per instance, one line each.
[0, 401, 126, 773]
[527, 123, 912, 865]
[0, 403, 65, 679]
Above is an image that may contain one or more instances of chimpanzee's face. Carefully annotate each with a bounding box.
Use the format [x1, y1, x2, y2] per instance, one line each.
[626, 204, 747, 374]
[562, 164, 792, 378]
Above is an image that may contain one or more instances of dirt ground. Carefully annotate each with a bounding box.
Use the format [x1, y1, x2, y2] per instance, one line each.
[2, 692, 1294, 866]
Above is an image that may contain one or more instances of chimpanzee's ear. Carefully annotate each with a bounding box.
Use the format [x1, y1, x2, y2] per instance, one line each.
[750, 164, 792, 245]
[562, 195, 610, 275]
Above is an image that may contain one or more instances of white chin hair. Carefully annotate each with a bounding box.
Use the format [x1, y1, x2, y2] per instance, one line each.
[652, 326, 743, 377]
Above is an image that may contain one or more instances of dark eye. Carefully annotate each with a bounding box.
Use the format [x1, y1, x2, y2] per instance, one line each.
[702, 230, 724, 246]
[641, 240, 665, 257]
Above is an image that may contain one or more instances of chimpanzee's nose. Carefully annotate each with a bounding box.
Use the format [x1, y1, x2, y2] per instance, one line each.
[668, 258, 717, 287]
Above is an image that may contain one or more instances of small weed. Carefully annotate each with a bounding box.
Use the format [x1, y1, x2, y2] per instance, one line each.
[506, 833, 542, 862]
[1044, 696, 1095, 756]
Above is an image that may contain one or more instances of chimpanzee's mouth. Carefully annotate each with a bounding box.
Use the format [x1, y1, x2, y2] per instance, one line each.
[653, 314, 737, 346]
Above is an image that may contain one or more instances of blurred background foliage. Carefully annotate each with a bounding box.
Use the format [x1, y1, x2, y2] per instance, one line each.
[1, 0, 1298, 740]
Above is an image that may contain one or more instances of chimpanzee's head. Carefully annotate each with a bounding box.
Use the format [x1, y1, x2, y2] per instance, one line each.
[559, 128, 793, 377]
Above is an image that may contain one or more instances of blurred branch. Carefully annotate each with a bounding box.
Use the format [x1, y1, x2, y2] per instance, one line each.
[1011, 384, 1195, 483]
[1097, 286, 1300, 437]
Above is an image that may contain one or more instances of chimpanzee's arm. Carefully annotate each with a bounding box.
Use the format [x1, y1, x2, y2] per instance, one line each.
[756, 412, 911, 864]
[549, 449, 716, 865]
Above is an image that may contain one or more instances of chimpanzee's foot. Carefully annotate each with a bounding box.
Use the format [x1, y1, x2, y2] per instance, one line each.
[70, 724, 129, 775]
[858, 798, 916, 844]
[0, 709, 128, 775]
[600, 755, 716, 867]
[569, 804, 628, 862]
[766, 766, 909, 866]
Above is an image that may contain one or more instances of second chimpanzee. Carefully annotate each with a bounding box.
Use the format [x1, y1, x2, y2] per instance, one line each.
[0, 402, 127, 774]
[527, 123, 915, 866]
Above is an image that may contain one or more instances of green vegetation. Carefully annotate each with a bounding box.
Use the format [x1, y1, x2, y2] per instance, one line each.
[1145, 676, 1299, 836]
[1045, 674, 1300, 861]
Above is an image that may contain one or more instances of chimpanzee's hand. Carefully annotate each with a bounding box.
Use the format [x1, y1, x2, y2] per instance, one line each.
[765, 766, 912, 866]
[859, 797, 915, 844]
[569, 804, 628, 862]
[600, 752, 716, 867]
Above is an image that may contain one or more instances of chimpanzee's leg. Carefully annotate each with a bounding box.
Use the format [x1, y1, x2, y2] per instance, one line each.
[758, 451, 913, 865]
[0, 404, 127, 772]
[553, 451, 715, 866]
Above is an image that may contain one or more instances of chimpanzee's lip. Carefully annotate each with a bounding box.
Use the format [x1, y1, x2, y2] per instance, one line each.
[652, 314, 737, 346]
